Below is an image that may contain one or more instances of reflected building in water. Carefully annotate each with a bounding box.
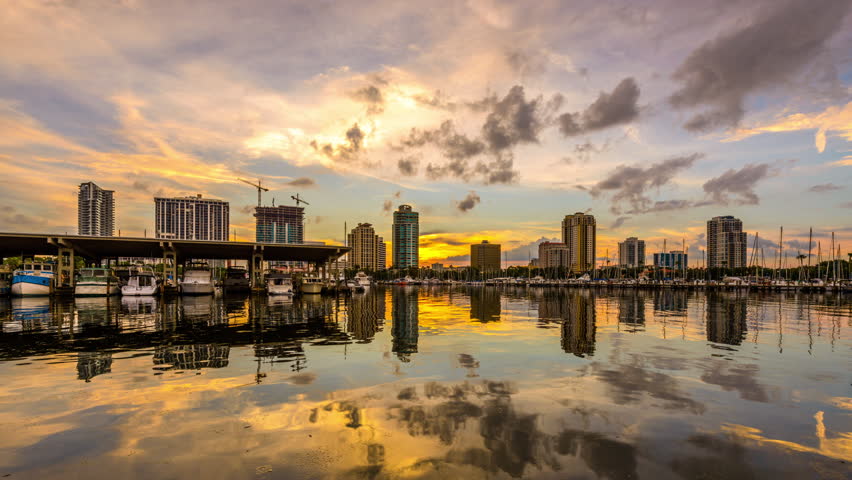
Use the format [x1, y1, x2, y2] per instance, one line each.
[470, 287, 501, 322]
[391, 288, 419, 360]
[706, 292, 748, 345]
[153, 344, 230, 370]
[347, 291, 386, 342]
[77, 352, 113, 382]
[654, 290, 688, 313]
[538, 291, 596, 357]
[617, 292, 646, 332]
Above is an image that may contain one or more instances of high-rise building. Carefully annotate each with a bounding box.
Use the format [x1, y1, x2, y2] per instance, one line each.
[538, 242, 569, 269]
[471, 240, 501, 271]
[617, 237, 645, 268]
[653, 250, 688, 269]
[347, 223, 387, 270]
[392, 205, 419, 268]
[154, 194, 229, 241]
[707, 216, 747, 269]
[562, 213, 596, 272]
[255, 206, 304, 244]
[78, 182, 114, 237]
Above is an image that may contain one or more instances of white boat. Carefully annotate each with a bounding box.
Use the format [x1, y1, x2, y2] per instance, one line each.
[354, 271, 372, 291]
[223, 267, 251, 292]
[121, 267, 159, 296]
[266, 272, 294, 296]
[75, 268, 120, 297]
[300, 274, 323, 294]
[181, 262, 214, 296]
[11, 262, 55, 297]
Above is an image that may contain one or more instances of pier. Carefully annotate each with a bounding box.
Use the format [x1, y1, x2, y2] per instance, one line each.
[0, 232, 349, 294]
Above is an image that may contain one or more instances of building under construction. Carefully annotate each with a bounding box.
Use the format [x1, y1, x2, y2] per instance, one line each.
[255, 206, 304, 244]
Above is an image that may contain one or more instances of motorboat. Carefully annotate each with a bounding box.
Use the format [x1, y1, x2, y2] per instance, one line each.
[354, 271, 371, 291]
[121, 267, 159, 296]
[181, 262, 214, 296]
[75, 268, 121, 297]
[11, 262, 55, 297]
[266, 272, 294, 296]
[223, 266, 251, 292]
[300, 274, 323, 294]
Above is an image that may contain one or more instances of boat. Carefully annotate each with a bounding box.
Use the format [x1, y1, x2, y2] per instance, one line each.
[11, 262, 55, 297]
[300, 274, 323, 294]
[0, 268, 11, 296]
[121, 267, 159, 296]
[353, 271, 371, 291]
[223, 266, 251, 292]
[75, 267, 120, 297]
[181, 262, 215, 296]
[266, 272, 294, 296]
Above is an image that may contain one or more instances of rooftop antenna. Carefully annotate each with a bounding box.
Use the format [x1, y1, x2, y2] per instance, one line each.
[291, 193, 310, 206]
[239, 178, 269, 207]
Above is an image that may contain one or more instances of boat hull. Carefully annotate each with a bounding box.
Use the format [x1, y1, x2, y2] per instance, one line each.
[121, 285, 159, 296]
[301, 283, 323, 294]
[75, 284, 120, 297]
[181, 283, 214, 295]
[11, 276, 51, 297]
[268, 286, 294, 296]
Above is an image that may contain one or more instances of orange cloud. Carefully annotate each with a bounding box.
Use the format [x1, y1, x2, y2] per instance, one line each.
[726, 101, 852, 153]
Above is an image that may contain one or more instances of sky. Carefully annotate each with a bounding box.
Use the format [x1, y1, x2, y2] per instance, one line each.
[0, 0, 850, 266]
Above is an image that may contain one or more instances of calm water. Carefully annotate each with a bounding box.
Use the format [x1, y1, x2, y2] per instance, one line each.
[0, 287, 849, 479]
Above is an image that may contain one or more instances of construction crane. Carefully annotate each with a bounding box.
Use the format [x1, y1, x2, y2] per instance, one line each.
[291, 193, 310, 206]
[239, 178, 269, 207]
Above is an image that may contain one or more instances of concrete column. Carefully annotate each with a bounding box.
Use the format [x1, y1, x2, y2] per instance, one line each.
[161, 242, 177, 287]
[250, 246, 264, 291]
[57, 246, 75, 288]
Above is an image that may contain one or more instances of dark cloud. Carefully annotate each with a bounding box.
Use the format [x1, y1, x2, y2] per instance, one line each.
[310, 123, 365, 162]
[412, 90, 458, 111]
[505, 49, 548, 78]
[558, 78, 640, 136]
[382, 191, 402, 214]
[482, 85, 563, 152]
[840, 201, 852, 208]
[808, 183, 843, 193]
[398, 85, 561, 184]
[397, 156, 419, 176]
[286, 177, 315, 188]
[571, 140, 609, 163]
[455, 191, 481, 213]
[239, 205, 255, 215]
[350, 85, 384, 115]
[609, 216, 631, 229]
[502, 236, 559, 262]
[590, 153, 701, 214]
[701, 163, 770, 205]
[669, 0, 851, 132]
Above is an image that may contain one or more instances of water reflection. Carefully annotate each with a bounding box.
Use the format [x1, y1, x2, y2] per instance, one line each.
[0, 287, 849, 479]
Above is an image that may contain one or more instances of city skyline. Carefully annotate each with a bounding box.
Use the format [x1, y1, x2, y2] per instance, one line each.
[1, 0, 851, 267]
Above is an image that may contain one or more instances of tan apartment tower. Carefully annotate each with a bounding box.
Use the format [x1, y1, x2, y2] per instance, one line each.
[707, 216, 747, 269]
[347, 223, 387, 271]
[471, 240, 501, 271]
[562, 212, 596, 272]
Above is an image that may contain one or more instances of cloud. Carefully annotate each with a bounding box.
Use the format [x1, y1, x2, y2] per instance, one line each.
[455, 191, 481, 213]
[590, 153, 701, 214]
[310, 123, 365, 163]
[397, 156, 419, 176]
[701, 163, 771, 205]
[669, 0, 851, 132]
[382, 191, 402, 214]
[350, 84, 384, 115]
[609, 216, 631, 229]
[503, 236, 559, 261]
[839, 201, 852, 208]
[558, 78, 640, 136]
[481, 85, 563, 152]
[286, 177, 316, 188]
[808, 183, 843, 193]
[725, 102, 852, 153]
[400, 85, 560, 184]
